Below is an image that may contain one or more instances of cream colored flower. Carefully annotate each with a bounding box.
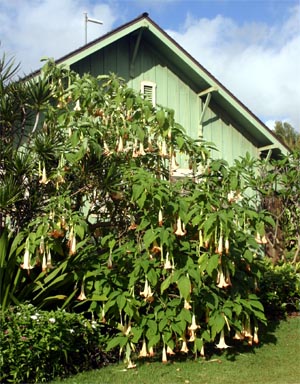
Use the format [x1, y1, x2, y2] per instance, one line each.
[166, 345, 175, 355]
[39, 165, 49, 184]
[184, 299, 192, 310]
[253, 326, 259, 344]
[217, 235, 223, 255]
[77, 285, 87, 301]
[175, 217, 186, 236]
[127, 359, 136, 369]
[148, 346, 155, 357]
[21, 238, 33, 271]
[233, 330, 244, 340]
[225, 238, 230, 254]
[117, 136, 124, 153]
[42, 252, 47, 272]
[217, 266, 230, 289]
[180, 340, 189, 353]
[140, 277, 153, 299]
[139, 142, 146, 156]
[103, 141, 112, 156]
[160, 139, 168, 158]
[158, 209, 163, 226]
[46, 248, 54, 269]
[216, 329, 230, 349]
[200, 344, 205, 357]
[73, 99, 81, 111]
[162, 345, 168, 363]
[139, 339, 148, 358]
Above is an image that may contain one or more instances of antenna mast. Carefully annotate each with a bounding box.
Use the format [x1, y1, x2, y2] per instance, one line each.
[84, 12, 103, 44]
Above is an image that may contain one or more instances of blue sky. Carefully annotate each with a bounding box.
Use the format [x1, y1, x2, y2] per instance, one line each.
[0, 0, 299, 129]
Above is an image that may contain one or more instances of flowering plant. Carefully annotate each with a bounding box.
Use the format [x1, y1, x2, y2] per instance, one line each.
[0, 304, 110, 383]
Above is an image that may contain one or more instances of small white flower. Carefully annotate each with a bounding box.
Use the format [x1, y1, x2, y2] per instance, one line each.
[69, 329, 75, 334]
[49, 317, 56, 323]
[30, 315, 38, 320]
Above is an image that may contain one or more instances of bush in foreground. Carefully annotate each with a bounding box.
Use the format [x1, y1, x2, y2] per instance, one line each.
[0, 304, 112, 383]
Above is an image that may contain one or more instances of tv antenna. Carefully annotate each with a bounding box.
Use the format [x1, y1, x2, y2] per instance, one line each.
[84, 12, 103, 44]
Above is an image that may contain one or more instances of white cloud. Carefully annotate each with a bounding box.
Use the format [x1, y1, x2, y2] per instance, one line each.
[0, 0, 117, 75]
[167, 5, 300, 130]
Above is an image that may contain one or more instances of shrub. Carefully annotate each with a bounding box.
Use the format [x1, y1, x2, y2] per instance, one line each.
[0, 304, 112, 383]
[258, 260, 300, 318]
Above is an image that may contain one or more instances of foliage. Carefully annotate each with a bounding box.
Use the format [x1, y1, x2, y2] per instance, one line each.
[0, 57, 279, 367]
[253, 152, 300, 264]
[258, 260, 300, 318]
[273, 120, 300, 151]
[0, 304, 111, 383]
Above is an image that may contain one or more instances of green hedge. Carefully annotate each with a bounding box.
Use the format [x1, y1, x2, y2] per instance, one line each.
[258, 261, 300, 318]
[0, 304, 113, 383]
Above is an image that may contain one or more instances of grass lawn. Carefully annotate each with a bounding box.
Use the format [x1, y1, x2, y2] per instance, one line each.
[52, 316, 300, 384]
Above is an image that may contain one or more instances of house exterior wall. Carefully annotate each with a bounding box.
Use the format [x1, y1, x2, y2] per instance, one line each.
[70, 36, 258, 165]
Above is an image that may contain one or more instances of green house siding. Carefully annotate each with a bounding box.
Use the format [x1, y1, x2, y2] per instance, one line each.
[202, 108, 257, 164]
[62, 13, 288, 162]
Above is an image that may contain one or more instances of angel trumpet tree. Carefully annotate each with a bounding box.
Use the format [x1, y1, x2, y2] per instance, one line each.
[1, 62, 271, 364]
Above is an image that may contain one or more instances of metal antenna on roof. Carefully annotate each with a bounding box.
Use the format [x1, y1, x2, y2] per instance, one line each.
[84, 12, 103, 44]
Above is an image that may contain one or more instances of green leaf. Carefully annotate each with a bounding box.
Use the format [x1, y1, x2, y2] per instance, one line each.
[161, 275, 171, 294]
[206, 254, 219, 276]
[177, 275, 191, 300]
[106, 336, 128, 351]
[147, 334, 160, 348]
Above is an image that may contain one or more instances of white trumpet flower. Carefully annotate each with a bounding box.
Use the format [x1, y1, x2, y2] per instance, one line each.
[216, 329, 230, 349]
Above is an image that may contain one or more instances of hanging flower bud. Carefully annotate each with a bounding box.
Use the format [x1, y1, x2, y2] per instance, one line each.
[158, 209, 163, 226]
[117, 136, 124, 153]
[200, 343, 205, 357]
[42, 252, 47, 272]
[199, 229, 203, 247]
[107, 252, 113, 269]
[46, 248, 54, 269]
[103, 141, 111, 156]
[77, 284, 87, 301]
[39, 236, 45, 254]
[164, 252, 173, 270]
[160, 139, 168, 158]
[217, 234, 223, 255]
[162, 345, 168, 363]
[146, 136, 154, 152]
[253, 326, 259, 344]
[148, 346, 155, 357]
[21, 238, 33, 271]
[225, 238, 230, 254]
[39, 164, 49, 184]
[139, 142, 146, 156]
[68, 226, 76, 256]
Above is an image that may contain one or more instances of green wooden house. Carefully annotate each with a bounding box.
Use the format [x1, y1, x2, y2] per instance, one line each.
[45, 13, 289, 164]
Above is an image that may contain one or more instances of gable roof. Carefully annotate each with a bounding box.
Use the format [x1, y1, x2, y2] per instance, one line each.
[30, 12, 289, 157]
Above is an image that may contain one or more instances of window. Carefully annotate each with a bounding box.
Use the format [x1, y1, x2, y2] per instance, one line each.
[141, 81, 156, 106]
